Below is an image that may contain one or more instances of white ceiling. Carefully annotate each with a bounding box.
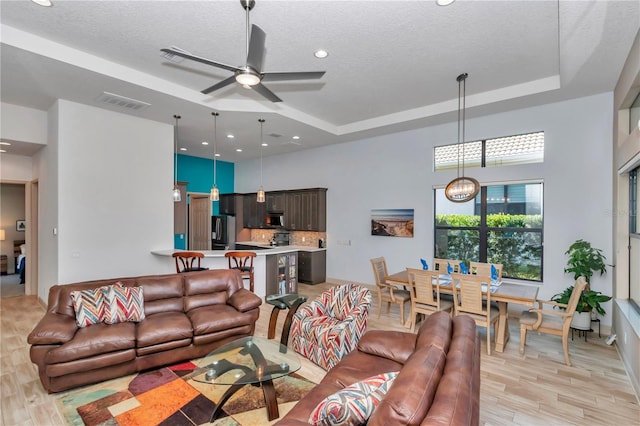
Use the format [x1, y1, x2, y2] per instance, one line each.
[1, 0, 639, 161]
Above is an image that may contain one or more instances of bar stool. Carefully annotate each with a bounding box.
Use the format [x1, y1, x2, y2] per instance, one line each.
[225, 251, 256, 292]
[172, 251, 208, 273]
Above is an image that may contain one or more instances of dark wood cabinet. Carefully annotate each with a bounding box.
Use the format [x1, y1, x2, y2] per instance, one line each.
[266, 192, 286, 213]
[219, 193, 237, 215]
[298, 250, 326, 284]
[266, 252, 298, 295]
[284, 192, 302, 230]
[242, 193, 267, 228]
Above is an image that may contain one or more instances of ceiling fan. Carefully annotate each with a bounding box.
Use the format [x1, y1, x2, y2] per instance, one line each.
[161, 0, 325, 103]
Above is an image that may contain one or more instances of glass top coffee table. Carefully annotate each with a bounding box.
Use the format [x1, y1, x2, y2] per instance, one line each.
[192, 336, 301, 421]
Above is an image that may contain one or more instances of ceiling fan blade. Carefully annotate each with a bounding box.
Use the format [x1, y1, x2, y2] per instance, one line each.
[246, 24, 266, 72]
[201, 76, 237, 95]
[252, 83, 282, 103]
[261, 71, 326, 82]
[161, 48, 241, 73]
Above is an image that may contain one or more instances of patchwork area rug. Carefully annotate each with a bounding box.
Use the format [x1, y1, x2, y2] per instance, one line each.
[56, 360, 315, 426]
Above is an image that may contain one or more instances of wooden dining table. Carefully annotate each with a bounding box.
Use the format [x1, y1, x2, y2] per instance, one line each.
[385, 270, 539, 353]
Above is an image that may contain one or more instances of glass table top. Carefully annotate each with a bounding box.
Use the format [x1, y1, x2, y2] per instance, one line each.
[192, 336, 301, 386]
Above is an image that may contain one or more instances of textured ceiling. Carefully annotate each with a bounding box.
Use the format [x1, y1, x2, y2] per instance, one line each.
[1, 0, 638, 161]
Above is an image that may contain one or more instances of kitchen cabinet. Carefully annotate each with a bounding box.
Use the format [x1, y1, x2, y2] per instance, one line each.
[266, 192, 286, 213]
[298, 250, 326, 284]
[266, 252, 298, 296]
[242, 193, 267, 228]
[285, 188, 326, 231]
[219, 193, 237, 215]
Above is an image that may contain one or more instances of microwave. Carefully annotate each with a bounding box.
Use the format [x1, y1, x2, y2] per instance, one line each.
[266, 214, 284, 228]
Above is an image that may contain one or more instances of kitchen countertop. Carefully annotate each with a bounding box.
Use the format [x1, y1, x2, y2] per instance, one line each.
[235, 241, 327, 253]
[151, 244, 325, 258]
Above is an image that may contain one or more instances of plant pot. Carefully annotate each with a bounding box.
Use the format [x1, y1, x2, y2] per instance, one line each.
[571, 311, 591, 330]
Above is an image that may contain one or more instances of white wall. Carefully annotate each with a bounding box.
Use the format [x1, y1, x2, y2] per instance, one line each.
[0, 154, 33, 182]
[1, 102, 47, 144]
[236, 92, 615, 324]
[54, 100, 174, 286]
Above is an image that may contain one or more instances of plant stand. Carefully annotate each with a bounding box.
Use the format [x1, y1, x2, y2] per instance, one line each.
[571, 318, 601, 342]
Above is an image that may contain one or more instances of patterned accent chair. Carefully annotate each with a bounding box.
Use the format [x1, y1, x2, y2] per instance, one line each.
[290, 283, 372, 370]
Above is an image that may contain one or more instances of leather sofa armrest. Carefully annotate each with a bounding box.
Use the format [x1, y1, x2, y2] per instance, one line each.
[357, 330, 417, 365]
[227, 289, 263, 312]
[28, 313, 78, 345]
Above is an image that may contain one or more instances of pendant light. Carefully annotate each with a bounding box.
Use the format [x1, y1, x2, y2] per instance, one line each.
[210, 112, 220, 201]
[172, 114, 182, 202]
[445, 73, 480, 203]
[256, 118, 266, 203]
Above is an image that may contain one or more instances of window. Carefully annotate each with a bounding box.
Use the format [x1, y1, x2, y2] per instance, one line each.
[434, 131, 544, 171]
[630, 169, 640, 309]
[435, 183, 543, 281]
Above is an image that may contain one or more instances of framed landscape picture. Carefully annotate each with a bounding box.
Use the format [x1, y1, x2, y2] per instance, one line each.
[371, 209, 414, 237]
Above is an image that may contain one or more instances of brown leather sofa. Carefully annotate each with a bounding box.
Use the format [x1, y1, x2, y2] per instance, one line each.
[28, 269, 262, 393]
[276, 311, 480, 425]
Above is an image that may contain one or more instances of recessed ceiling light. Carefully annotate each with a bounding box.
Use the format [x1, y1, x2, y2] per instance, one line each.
[31, 0, 53, 6]
[180, 147, 187, 151]
[227, 134, 235, 139]
[236, 148, 243, 152]
[314, 50, 328, 59]
[261, 143, 268, 147]
[215, 153, 221, 157]
[436, 0, 456, 6]
[0, 142, 11, 146]
[201, 141, 209, 145]
[292, 136, 300, 140]
[0, 149, 6, 153]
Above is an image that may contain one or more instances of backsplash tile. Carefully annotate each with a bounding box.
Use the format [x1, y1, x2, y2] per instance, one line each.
[250, 229, 327, 247]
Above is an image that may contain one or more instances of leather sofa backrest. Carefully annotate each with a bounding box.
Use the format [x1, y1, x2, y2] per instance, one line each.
[415, 311, 452, 353]
[53, 278, 138, 317]
[136, 274, 184, 315]
[183, 269, 242, 312]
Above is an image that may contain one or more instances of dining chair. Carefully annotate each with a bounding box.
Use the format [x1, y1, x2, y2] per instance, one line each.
[225, 251, 256, 292]
[470, 262, 503, 281]
[172, 251, 208, 273]
[451, 272, 499, 355]
[519, 276, 587, 366]
[433, 258, 462, 274]
[370, 257, 411, 325]
[406, 268, 453, 332]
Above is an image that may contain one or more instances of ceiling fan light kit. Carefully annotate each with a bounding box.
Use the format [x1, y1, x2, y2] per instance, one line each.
[161, 0, 325, 103]
[445, 73, 480, 203]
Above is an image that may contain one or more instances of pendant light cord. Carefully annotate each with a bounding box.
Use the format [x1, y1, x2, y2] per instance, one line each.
[456, 73, 468, 180]
[173, 114, 180, 187]
[259, 118, 265, 186]
[212, 112, 219, 187]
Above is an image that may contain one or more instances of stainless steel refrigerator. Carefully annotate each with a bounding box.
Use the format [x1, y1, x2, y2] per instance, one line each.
[211, 215, 228, 250]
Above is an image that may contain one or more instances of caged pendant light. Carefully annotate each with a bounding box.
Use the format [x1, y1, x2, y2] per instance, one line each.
[210, 112, 220, 202]
[256, 118, 266, 203]
[172, 114, 182, 202]
[445, 73, 480, 203]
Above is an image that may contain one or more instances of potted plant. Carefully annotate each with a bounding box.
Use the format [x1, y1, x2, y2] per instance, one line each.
[552, 239, 611, 329]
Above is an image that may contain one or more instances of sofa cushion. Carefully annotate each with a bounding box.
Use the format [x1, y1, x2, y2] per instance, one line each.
[357, 330, 416, 365]
[415, 311, 452, 353]
[136, 311, 192, 348]
[367, 345, 446, 426]
[70, 285, 111, 327]
[309, 371, 398, 426]
[104, 284, 145, 324]
[188, 304, 254, 336]
[136, 275, 184, 315]
[44, 321, 136, 364]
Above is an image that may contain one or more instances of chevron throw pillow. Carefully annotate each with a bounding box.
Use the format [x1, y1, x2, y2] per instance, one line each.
[70, 285, 111, 328]
[309, 371, 398, 426]
[104, 283, 145, 325]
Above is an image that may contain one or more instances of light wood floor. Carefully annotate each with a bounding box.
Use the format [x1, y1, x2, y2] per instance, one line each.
[1, 282, 639, 425]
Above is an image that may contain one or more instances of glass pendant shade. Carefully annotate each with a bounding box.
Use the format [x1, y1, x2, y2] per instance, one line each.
[210, 186, 220, 201]
[172, 187, 182, 202]
[257, 187, 266, 203]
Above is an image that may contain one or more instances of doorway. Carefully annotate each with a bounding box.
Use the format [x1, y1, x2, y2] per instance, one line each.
[188, 194, 211, 250]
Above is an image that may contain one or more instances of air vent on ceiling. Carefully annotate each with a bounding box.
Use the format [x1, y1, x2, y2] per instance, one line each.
[268, 133, 282, 138]
[95, 92, 151, 111]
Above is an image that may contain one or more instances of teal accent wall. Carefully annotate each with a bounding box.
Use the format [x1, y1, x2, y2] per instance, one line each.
[174, 154, 234, 248]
